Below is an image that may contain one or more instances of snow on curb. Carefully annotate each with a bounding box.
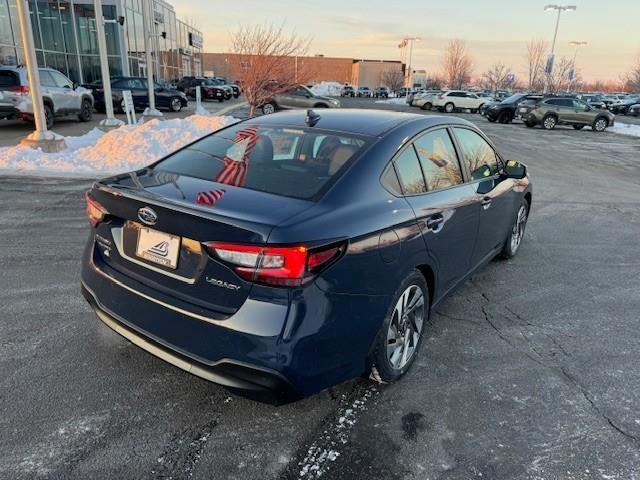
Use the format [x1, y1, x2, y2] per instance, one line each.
[374, 97, 407, 105]
[310, 81, 343, 97]
[609, 122, 640, 138]
[0, 114, 238, 177]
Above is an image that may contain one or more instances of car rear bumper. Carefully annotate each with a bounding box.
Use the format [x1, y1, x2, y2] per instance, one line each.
[0, 105, 18, 119]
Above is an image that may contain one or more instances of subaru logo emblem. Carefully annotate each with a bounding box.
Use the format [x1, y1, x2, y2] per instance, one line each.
[138, 207, 157, 226]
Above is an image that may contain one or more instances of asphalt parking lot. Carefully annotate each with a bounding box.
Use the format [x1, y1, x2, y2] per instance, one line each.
[1, 97, 640, 479]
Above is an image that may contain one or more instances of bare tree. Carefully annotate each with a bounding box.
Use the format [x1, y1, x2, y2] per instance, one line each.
[622, 54, 640, 91]
[479, 63, 511, 94]
[426, 74, 445, 90]
[381, 70, 404, 95]
[525, 39, 547, 92]
[547, 57, 576, 93]
[228, 24, 313, 117]
[442, 39, 473, 89]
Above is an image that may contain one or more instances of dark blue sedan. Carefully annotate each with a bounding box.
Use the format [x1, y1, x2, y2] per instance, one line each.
[81, 109, 532, 402]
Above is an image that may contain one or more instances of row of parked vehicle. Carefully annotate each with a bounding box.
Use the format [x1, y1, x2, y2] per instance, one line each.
[341, 85, 389, 98]
[0, 66, 245, 128]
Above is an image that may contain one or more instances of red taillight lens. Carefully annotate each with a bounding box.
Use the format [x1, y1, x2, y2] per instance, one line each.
[85, 192, 107, 227]
[11, 85, 29, 95]
[206, 242, 343, 287]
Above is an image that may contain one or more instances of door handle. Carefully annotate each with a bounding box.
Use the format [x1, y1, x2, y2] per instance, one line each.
[481, 196, 492, 210]
[426, 215, 444, 232]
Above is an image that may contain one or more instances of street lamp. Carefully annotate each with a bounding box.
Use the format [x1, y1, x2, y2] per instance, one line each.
[566, 40, 587, 92]
[400, 36, 421, 89]
[543, 4, 577, 93]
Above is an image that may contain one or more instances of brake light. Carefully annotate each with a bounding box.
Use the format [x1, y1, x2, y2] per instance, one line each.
[10, 85, 29, 95]
[85, 192, 108, 227]
[206, 242, 343, 287]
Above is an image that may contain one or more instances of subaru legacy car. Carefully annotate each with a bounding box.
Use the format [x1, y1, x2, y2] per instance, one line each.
[81, 110, 532, 402]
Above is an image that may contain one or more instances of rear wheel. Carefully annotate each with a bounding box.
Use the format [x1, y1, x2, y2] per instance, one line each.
[542, 114, 557, 130]
[444, 102, 455, 113]
[592, 117, 608, 132]
[78, 99, 93, 122]
[371, 271, 428, 383]
[43, 104, 54, 129]
[498, 112, 511, 124]
[261, 102, 276, 115]
[169, 97, 183, 112]
[500, 198, 530, 259]
[524, 120, 536, 128]
[421, 102, 432, 110]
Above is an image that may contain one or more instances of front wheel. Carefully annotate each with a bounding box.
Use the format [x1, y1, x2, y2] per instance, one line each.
[592, 117, 608, 132]
[524, 120, 536, 128]
[169, 97, 183, 112]
[444, 102, 455, 113]
[500, 198, 530, 259]
[78, 99, 93, 122]
[498, 112, 511, 124]
[261, 102, 276, 115]
[370, 271, 428, 383]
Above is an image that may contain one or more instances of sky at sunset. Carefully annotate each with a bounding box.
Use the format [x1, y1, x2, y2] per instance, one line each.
[171, 0, 640, 82]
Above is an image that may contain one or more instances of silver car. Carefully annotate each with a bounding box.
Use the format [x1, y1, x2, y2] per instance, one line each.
[261, 85, 341, 115]
[0, 66, 94, 128]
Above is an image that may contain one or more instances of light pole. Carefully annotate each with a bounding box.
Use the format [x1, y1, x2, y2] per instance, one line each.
[400, 36, 421, 89]
[141, 0, 162, 118]
[543, 4, 576, 93]
[567, 40, 587, 92]
[15, 0, 65, 151]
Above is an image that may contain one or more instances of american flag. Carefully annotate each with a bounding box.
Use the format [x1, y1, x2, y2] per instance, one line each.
[196, 188, 226, 207]
[214, 125, 260, 187]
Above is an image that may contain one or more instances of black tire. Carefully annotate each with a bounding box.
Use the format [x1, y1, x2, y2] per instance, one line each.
[421, 102, 432, 110]
[542, 114, 557, 130]
[487, 117, 496, 123]
[524, 120, 536, 128]
[499, 197, 530, 259]
[498, 112, 511, 124]
[118, 98, 126, 114]
[78, 98, 93, 122]
[43, 103, 54, 129]
[444, 102, 455, 113]
[592, 117, 608, 132]
[169, 97, 183, 112]
[370, 270, 429, 383]
[218, 98, 224, 103]
[233, 93, 240, 98]
[573, 124, 584, 130]
[313, 103, 328, 108]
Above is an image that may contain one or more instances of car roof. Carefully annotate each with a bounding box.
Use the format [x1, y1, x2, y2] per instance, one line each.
[243, 109, 472, 137]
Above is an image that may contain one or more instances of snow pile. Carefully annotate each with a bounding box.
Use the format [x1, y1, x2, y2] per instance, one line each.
[609, 122, 640, 138]
[0, 115, 238, 177]
[310, 81, 344, 97]
[374, 97, 407, 105]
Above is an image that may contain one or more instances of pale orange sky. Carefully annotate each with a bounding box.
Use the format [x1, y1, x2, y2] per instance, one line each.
[173, 0, 640, 82]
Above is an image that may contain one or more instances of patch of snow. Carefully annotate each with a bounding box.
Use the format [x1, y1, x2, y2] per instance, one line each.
[609, 122, 640, 138]
[374, 97, 407, 105]
[0, 114, 238, 177]
[310, 81, 343, 97]
[195, 104, 210, 116]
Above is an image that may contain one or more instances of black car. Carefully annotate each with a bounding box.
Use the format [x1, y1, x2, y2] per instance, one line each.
[81, 109, 532, 402]
[373, 87, 389, 98]
[213, 77, 241, 98]
[89, 77, 188, 113]
[341, 85, 355, 97]
[485, 94, 543, 123]
[610, 96, 640, 115]
[183, 78, 227, 102]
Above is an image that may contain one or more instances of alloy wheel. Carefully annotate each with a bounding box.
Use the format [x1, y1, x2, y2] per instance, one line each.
[445, 103, 454, 113]
[262, 103, 275, 114]
[543, 116, 556, 129]
[594, 118, 607, 131]
[386, 285, 425, 370]
[510, 205, 528, 254]
[171, 98, 182, 112]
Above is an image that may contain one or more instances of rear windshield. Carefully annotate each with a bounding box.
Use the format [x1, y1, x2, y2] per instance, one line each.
[0, 71, 19, 88]
[153, 123, 370, 200]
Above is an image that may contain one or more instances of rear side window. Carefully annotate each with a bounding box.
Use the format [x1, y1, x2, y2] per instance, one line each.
[394, 147, 426, 195]
[154, 124, 369, 200]
[413, 129, 463, 191]
[39, 71, 56, 87]
[0, 71, 19, 88]
[453, 128, 500, 181]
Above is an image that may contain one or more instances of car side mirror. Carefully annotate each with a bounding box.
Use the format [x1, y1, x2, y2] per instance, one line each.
[502, 160, 527, 179]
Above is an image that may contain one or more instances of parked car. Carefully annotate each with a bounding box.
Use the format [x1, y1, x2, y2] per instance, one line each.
[182, 77, 227, 102]
[88, 77, 188, 113]
[413, 91, 442, 110]
[629, 103, 640, 117]
[373, 86, 389, 98]
[213, 77, 241, 98]
[484, 93, 543, 123]
[176, 76, 195, 92]
[0, 90, 18, 120]
[406, 88, 426, 105]
[433, 90, 487, 113]
[260, 84, 341, 114]
[81, 109, 532, 401]
[341, 85, 355, 97]
[577, 94, 607, 110]
[356, 86, 372, 97]
[0, 66, 93, 128]
[609, 96, 640, 115]
[399, 87, 413, 97]
[519, 97, 614, 131]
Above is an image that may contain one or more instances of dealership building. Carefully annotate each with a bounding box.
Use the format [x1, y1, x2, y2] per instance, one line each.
[0, 0, 203, 84]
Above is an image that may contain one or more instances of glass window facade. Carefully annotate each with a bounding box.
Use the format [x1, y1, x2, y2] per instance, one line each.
[0, 0, 202, 85]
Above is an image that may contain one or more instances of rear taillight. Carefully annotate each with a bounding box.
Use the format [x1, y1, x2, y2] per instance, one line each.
[437, 95, 443, 99]
[85, 192, 108, 227]
[10, 85, 29, 95]
[205, 242, 344, 287]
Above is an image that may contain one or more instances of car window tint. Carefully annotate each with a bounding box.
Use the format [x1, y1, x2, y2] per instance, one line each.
[381, 165, 402, 195]
[560, 99, 574, 107]
[154, 125, 369, 200]
[50, 71, 71, 88]
[394, 146, 427, 195]
[0, 71, 19, 87]
[413, 129, 463, 191]
[573, 99, 587, 109]
[453, 128, 500, 181]
[38, 70, 56, 87]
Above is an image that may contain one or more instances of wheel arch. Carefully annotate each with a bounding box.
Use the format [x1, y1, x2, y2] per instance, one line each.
[81, 93, 93, 105]
[416, 264, 435, 307]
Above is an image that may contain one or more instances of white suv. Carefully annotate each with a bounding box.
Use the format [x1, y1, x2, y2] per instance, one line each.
[0, 66, 94, 128]
[433, 90, 486, 113]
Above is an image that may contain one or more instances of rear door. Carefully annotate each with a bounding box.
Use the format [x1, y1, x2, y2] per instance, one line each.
[38, 70, 62, 110]
[451, 127, 516, 267]
[396, 128, 480, 295]
[49, 70, 78, 112]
